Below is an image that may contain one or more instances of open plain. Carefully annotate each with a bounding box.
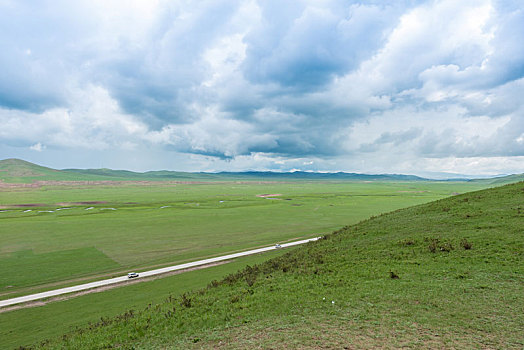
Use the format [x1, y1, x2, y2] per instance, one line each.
[0, 165, 497, 348]
[0, 160, 520, 348]
[0, 178, 490, 298]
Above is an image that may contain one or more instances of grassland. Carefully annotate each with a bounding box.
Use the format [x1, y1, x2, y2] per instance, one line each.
[1, 159, 520, 348]
[29, 181, 523, 349]
[0, 180, 489, 297]
[0, 249, 290, 349]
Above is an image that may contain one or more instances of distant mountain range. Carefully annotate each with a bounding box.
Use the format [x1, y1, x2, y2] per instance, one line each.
[1, 158, 523, 184]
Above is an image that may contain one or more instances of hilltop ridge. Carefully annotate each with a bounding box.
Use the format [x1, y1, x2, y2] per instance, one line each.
[0, 158, 57, 177]
[2, 158, 524, 184]
[1, 158, 430, 183]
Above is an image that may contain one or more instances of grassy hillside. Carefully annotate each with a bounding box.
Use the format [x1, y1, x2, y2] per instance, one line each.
[0, 249, 289, 350]
[33, 182, 523, 349]
[0, 159, 60, 182]
[0, 159, 126, 183]
[0, 159, 206, 183]
[468, 173, 524, 185]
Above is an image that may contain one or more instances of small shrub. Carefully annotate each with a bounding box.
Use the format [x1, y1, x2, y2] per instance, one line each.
[399, 238, 416, 246]
[389, 271, 400, 279]
[164, 307, 176, 318]
[180, 293, 192, 308]
[425, 237, 453, 253]
[426, 237, 439, 253]
[207, 279, 220, 289]
[461, 238, 473, 250]
[439, 241, 454, 252]
[243, 265, 258, 286]
[245, 274, 256, 287]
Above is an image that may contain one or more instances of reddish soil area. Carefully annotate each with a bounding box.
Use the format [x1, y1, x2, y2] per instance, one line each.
[0, 180, 182, 189]
[0, 181, 40, 189]
[56, 201, 107, 206]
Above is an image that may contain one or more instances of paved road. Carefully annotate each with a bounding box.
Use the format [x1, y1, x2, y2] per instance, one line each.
[0, 237, 321, 308]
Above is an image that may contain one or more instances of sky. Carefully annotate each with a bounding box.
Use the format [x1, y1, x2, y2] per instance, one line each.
[0, 0, 523, 177]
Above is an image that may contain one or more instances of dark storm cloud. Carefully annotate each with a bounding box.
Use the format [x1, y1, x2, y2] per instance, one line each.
[359, 128, 423, 152]
[241, 1, 402, 90]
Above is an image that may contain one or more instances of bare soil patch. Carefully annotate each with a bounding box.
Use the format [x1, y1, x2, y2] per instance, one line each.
[256, 193, 283, 198]
[0, 181, 40, 189]
[1, 180, 290, 190]
[56, 201, 107, 206]
[0, 180, 180, 189]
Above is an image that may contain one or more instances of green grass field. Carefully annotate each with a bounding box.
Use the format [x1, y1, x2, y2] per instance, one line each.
[30, 181, 523, 349]
[0, 180, 489, 297]
[0, 249, 289, 349]
[1, 159, 520, 348]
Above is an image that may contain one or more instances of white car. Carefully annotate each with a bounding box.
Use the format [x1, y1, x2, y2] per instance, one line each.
[127, 272, 139, 278]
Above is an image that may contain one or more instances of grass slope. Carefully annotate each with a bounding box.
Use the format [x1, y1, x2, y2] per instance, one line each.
[35, 182, 524, 349]
[0, 159, 55, 176]
[0, 159, 125, 183]
[469, 173, 524, 185]
[0, 249, 289, 350]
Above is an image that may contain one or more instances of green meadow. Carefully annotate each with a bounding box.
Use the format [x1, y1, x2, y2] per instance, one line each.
[0, 180, 488, 297]
[0, 249, 289, 349]
[31, 181, 524, 349]
[0, 159, 516, 348]
[0, 160, 521, 348]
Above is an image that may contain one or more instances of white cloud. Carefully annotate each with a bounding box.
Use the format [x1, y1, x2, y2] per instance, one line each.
[0, 0, 523, 176]
[29, 143, 44, 152]
[419, 156, 524, 176]
[0, 85, 148, 150]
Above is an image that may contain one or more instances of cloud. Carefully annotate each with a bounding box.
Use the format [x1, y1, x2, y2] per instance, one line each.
[0, 85, 148, 150]
[241, 2, 395, 89]
[29, 143, 45, 152]
[0, 0, 523, 176]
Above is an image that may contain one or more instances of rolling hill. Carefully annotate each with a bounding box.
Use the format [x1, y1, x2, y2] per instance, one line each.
[2, 158, 523, 184]
[468, 173, 524, 185]
[0, 158, 429, 183]
[34, 181, 524, 349]
[0, 159, 117, 183]
[0, 158, 59, 179]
